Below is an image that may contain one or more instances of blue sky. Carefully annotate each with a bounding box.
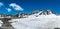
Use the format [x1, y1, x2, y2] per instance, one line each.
[0, 0, 60, 15]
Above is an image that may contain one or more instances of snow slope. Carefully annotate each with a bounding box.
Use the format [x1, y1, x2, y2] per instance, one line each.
[9, 14, 60, 29]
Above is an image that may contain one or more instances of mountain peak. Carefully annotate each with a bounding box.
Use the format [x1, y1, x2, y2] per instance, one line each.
[38, 10, 53, 15]
[31, 10, 54, 16]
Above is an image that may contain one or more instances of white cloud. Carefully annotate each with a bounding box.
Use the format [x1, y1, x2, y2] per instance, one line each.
[9, 3, 24, 11]
[6, 8, 11, 12]
[0, 2, 3, 7]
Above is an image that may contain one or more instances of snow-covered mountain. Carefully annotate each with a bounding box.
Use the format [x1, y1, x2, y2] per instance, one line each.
[28, 10, 55, 17]
[0, 10, 60, 29]
[32, 10, 53, 15]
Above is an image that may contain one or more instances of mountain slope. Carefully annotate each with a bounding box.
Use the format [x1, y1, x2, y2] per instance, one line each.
[8, 10, 60, 29]
[0, 10, 60, 29]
